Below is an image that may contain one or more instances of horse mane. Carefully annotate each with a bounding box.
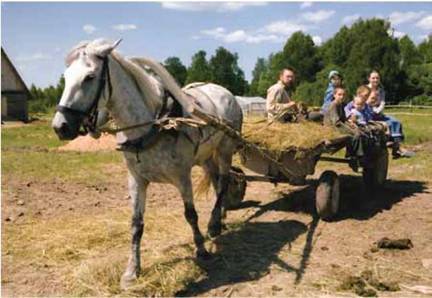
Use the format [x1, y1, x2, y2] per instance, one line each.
[110, 51, 162, 112]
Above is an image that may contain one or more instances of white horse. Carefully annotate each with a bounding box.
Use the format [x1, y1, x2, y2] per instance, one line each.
[52, 39, 243, 288]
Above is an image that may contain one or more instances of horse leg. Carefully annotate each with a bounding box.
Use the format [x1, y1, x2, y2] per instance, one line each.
[177, 174, 211, 259]
[121, 173, 149, 289]
[207, 153, 232, 238]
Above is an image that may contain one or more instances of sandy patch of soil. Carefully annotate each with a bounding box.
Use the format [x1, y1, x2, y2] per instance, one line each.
[57, 133, 117, 152]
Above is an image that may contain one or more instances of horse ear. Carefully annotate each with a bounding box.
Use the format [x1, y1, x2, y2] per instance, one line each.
[95, 39, 122, 57]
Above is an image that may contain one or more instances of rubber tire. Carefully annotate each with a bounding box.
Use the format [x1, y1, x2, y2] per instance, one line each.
[362, 148, 389, 189]
[225, 166, 247, 209]
[316, 170, 340, 221]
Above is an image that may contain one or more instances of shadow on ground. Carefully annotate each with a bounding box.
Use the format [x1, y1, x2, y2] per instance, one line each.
[246, 175, 428, 222]
[177, 220, 308, 296]
[177, 176, 427, 296]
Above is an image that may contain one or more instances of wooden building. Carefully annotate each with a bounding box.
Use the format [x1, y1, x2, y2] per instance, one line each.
[1, 47, 29, 122]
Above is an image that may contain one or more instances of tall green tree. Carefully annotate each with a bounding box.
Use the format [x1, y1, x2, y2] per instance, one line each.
[255, 32, 322, 98]
[281, 31, 322, 83]
[320, 25, 356, 68]
[248, 57, 268, 96]
[418, 37, 432, 63]
[336, 19, 404, 102]
[399, 36, 423, 67]
[164, 57, 187, 86]
[209, 47, 248, 95]
[185, 50, 212, 84]
[255, 52, 287, 97]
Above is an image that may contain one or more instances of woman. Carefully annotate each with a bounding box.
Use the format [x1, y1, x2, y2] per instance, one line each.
[367, 70, 413, 158]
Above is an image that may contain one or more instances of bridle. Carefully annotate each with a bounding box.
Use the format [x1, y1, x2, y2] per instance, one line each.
[56, 56, 112, 135]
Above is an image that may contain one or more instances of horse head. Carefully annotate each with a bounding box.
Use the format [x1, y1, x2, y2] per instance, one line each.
[52, 39, 121, 140]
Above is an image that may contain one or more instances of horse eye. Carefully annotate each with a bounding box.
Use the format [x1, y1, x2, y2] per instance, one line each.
[84, 74, 95, 82]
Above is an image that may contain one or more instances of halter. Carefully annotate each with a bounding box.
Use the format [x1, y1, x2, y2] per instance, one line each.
[56, 56, 112, 135]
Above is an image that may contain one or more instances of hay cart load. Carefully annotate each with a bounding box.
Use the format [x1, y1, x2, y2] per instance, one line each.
[232, 119, 389, 220]
[186, 109, 388, 221]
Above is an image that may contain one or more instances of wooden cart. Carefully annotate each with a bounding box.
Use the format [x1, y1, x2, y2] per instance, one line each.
[226, 133, 389, 221]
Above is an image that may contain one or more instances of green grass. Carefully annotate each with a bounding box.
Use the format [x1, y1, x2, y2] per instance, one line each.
[386, 111, 432, 145]
[2, 117, 123, 184]
[2, 119, 66, 150]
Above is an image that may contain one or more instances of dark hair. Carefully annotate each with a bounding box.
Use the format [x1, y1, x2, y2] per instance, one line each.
[369, 70, 380, 78]
[333, 86, 345, 94]
[279, 67, 296, 76]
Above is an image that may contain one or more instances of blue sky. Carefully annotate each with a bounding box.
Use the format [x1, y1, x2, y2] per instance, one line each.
[2, 1, 432, 88]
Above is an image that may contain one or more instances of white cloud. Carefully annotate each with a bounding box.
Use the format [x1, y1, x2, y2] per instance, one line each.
[200, 27, 281, 44]
[83, 24, 97, 34]
[161, 2, 267, 12]
[416, 15, 432, 30]
[393, 31, 407, 39]
[201, 27, 226, 36]
[16, 53, 51, 63]
[264, 20, 308, 36]
[302, 10, 335, 23]
[389, 11, 425, 25]
[112, 24, 137, 31]
[312, 35, 322, 46]
[342, 14, 361, 25]
[198, 18, 311, 44]
[300, 2, 313, 10]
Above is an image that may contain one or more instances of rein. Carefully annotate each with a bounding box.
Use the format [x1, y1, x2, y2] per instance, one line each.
[56, 56, 112, 135]
[98, 117, 206, 135]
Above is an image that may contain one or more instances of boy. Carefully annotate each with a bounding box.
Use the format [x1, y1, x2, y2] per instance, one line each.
[323, 87, 346, 127]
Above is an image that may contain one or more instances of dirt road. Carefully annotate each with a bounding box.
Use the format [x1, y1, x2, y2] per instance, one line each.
[2, 148, 432, 297]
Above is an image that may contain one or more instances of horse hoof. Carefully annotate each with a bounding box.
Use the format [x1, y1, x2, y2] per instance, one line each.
[120, 273, 137, 290]
[197, 250, 212, 261]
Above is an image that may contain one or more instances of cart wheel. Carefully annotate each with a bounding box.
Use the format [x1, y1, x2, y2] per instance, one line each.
[225, 166, 247, 209]
[316, 170, 340, 221]
[362, 148, 388, 188]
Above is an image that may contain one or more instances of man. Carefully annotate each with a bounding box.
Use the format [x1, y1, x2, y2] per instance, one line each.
[266, 68, 297, 122]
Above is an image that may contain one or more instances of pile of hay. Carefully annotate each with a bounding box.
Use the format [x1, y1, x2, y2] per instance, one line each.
[58, 133, 117, 152]
[242, 119, 345, 153]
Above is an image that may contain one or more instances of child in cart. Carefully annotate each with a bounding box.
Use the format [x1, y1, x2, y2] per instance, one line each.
[345, 85, 373, 127]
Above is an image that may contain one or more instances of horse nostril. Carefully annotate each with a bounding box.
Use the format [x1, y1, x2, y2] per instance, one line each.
[59, 123, 69, 135]
[54, 122, 70, 137]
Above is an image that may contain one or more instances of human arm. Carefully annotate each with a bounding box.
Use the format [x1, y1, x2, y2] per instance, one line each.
[324, 103, 341, 126]
[266, 87, 296, 115]
[373, 88, 386, 114]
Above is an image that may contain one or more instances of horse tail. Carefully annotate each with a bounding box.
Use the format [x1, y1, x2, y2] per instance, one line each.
[194, 170, 212, 199]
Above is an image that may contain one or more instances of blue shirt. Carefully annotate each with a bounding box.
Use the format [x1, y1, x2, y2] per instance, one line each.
[321, 82, 334, 113]
[344, 101, 374, 123]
